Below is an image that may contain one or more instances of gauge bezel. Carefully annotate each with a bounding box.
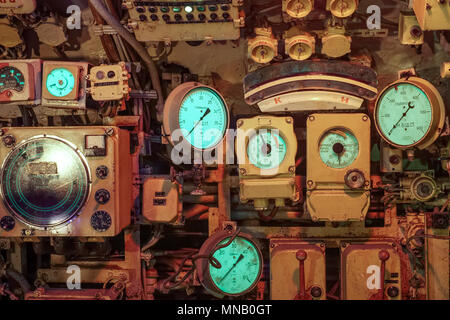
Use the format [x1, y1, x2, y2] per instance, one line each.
[317, 127, 360, 169]
[196, 230, 263, 297]
[163, 82, 230, 152]
[374, 77, 446, 150]
[0, 134, 92, 230]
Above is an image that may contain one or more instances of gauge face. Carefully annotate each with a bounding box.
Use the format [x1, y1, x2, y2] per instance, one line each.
[178, 87, 228, 150]
[0, 66, 25, 93]
[247, 130, 287, 169]
[376, 83, 433, 147]
[46, 67, 76, 97]
[319, 128, 359, 169]
[251, 45, 274, 64]
[0, 137, 90, 228]
[286, 0, 312, 18]
[209, 236, 262, 296]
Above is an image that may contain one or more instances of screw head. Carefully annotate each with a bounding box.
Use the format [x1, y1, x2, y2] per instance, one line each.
[387, 286, 399, 298]
[310, 286, 322, 298]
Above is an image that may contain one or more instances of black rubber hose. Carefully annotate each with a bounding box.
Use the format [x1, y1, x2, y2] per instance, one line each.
[5, 269, 32, 295]
[88, 0, 164, 113]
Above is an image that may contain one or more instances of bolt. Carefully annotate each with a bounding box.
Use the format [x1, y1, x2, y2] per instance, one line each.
[389, 155, 400, 165]
[289, 166, 295, 173]
[105, 128, 115, 136]
[239, 168, 246, 175]
[285, 117, 292, 124]
[310, 286, 322, 298]
[307, 180, 313, 186]
[2, 134, 15, 147]
[308, 115, 315, 121]
[236, 120, 243, 127]
[362, 115, 368, 121]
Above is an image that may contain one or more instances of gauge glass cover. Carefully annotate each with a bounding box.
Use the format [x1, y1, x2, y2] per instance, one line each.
[319, 128, 359, 169]
[209, 236, 262, 295]
[376, 83, 433, 147]
[0, 137, 90, 227]
[46, 67, 76, 97]
[247, 130, 287, 169]
[178, 87, 227, 150]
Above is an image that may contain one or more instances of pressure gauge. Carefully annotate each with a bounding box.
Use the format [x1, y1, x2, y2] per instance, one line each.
[285, 0, 313, 18]
[328, 0, 358, 18]
[374, 77, 446, 150]
[247, 130, 287, 169]
[196, 230, 263, 297]
[319, 128, 359, 169]
[46, 68, 75, 97]
[163, 82, 229, 150]
[248, 28, 278, 64]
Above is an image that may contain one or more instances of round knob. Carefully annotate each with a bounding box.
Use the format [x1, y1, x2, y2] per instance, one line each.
[296, 250, 307, 261]
[96, 165, 109, 179]
[387, 286, 399, 298]
[310, 286, 322, 298]
[344, 169, 365, 189]
[378, 250, 390, 261]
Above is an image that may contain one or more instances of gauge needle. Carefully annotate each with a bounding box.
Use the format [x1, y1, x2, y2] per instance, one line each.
[186, 108, 210, 137]
[218, 253, 244, 284]
[388, 102, 414, 136]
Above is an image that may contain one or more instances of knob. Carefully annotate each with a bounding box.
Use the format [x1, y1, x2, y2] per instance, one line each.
[95, 189, 111, 204]
[96, 165, 109, 179]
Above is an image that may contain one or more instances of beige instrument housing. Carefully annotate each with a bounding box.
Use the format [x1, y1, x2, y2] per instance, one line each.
[236, 115, 298, 210]
[306, 113, 370, 222]
[0, 126, 132, 237]
[88, 62, 130, 101]
[248, 27, 278, 64]
[0, 0, 36, 14]
[413, 0, 450, 31]
[398, 13, 424, 45]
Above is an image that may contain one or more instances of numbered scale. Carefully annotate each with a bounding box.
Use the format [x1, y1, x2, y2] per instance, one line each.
[236, 116, 298, 210]
[374, 77, 446, 150]
[163, 82, 229, 151]
[306, 113, 370, 221]
[196, 230, 263, 297]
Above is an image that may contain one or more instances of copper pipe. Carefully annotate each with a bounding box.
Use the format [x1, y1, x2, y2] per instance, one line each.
[184, 204, 209, 219]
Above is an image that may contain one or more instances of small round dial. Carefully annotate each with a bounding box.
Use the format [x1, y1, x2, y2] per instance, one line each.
[0, 216, 15, 231]
[375, 83, 433, 147]
[178, 87, 228, 150]
[90, 210, 112, 232]
[319, 128, 359, 169]
[46, 68, 75, 97]
[247, 130, 287, 169]
[286, 0, 313, 18]
[329, 0, 358, 18]
[209, 236, 262, 296]
[250, 43, 275, 64]
[0, 66, 25, 93]
[94, 189, 110, 204]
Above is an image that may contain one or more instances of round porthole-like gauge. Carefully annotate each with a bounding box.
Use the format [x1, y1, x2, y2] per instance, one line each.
[0, 136, 91, 228]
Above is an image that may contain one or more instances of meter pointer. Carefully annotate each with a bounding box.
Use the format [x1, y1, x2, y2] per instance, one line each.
[186, 108, 211, 137]
[218, 253, 244, 284]
[388, 102, 414, 136]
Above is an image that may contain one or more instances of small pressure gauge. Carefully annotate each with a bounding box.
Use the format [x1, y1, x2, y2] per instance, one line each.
[247, 130, 287, 170]
[285, 0, 314, 18]
[328, 0, 358, 18]
[374, 77, 446, 150]
[46, 67, 75, 97]
[196, 230, 263, 297]
[163, 82, 229, 150]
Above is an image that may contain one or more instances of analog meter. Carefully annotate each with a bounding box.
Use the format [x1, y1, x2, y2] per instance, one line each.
[0, 66, 25, 93]
[45, 68, 75, 98]
[285, 0, 314, 19]
[196, 230, 263, 297]
[319, 128, 359, 169]
[163, 82, 229, 150]
[374, 77, 446, 150]
[247, 130, 287, 170]
[328, 0, 358, 18]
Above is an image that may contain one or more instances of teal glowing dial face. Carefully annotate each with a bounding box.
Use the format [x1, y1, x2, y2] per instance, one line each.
[178, 87, 228, 150]
[209, 236, 262, 296]
[319, 128, 359, 169]
[247, 130, 287, 169]
[0, 67, 25, 93]
[46, 68, 76, 97]
[376, 83, 433, 147]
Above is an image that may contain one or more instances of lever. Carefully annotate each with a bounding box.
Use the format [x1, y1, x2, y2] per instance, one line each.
[370, 250, 390, 300]
[293, 250, 311, 300]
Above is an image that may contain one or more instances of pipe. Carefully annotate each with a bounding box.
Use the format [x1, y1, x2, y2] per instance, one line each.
[5, 269, 32, 294]
[88, 0, 164, 113]
[184, 204, 209, 219]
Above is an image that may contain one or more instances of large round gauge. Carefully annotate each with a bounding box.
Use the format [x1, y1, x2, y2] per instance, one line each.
[374, 77, 446, 149]
[163, 82, 229, 151]
[247, 130, 287, 169]
[0, 136, 91, 228]
[45, 67, 76, 97]
[0, 66, 25, 93]
[319, 128, 359, 169]
[196, 230, 263, 297]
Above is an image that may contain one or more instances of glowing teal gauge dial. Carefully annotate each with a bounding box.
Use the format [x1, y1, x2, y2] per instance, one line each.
[178, 87, 228, 150]
[247, 130, 287, 169]
[375, 83, 433, 147]
[319, 128, 359, 169]
[209, 236, 262, 296]
[46, 67, 75, 97]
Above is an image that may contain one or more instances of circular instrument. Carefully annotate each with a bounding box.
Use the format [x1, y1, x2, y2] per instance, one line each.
[0, 136, 90, 228]
[45, 67, 76, 97]
[249, 41, 276, 64]
[196, 230, 263, 297]
[319, 128, 359, 169]
[410, 175, 437, 202]
[374, 77, 446, 149]
[285, 0, 313, 18]
[329, 0, 358, 18]
[0, 66, 25, 93]
[91, 210, 112, 232]
[247, 130, 287, 169]
[163, 82, 229, 150]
